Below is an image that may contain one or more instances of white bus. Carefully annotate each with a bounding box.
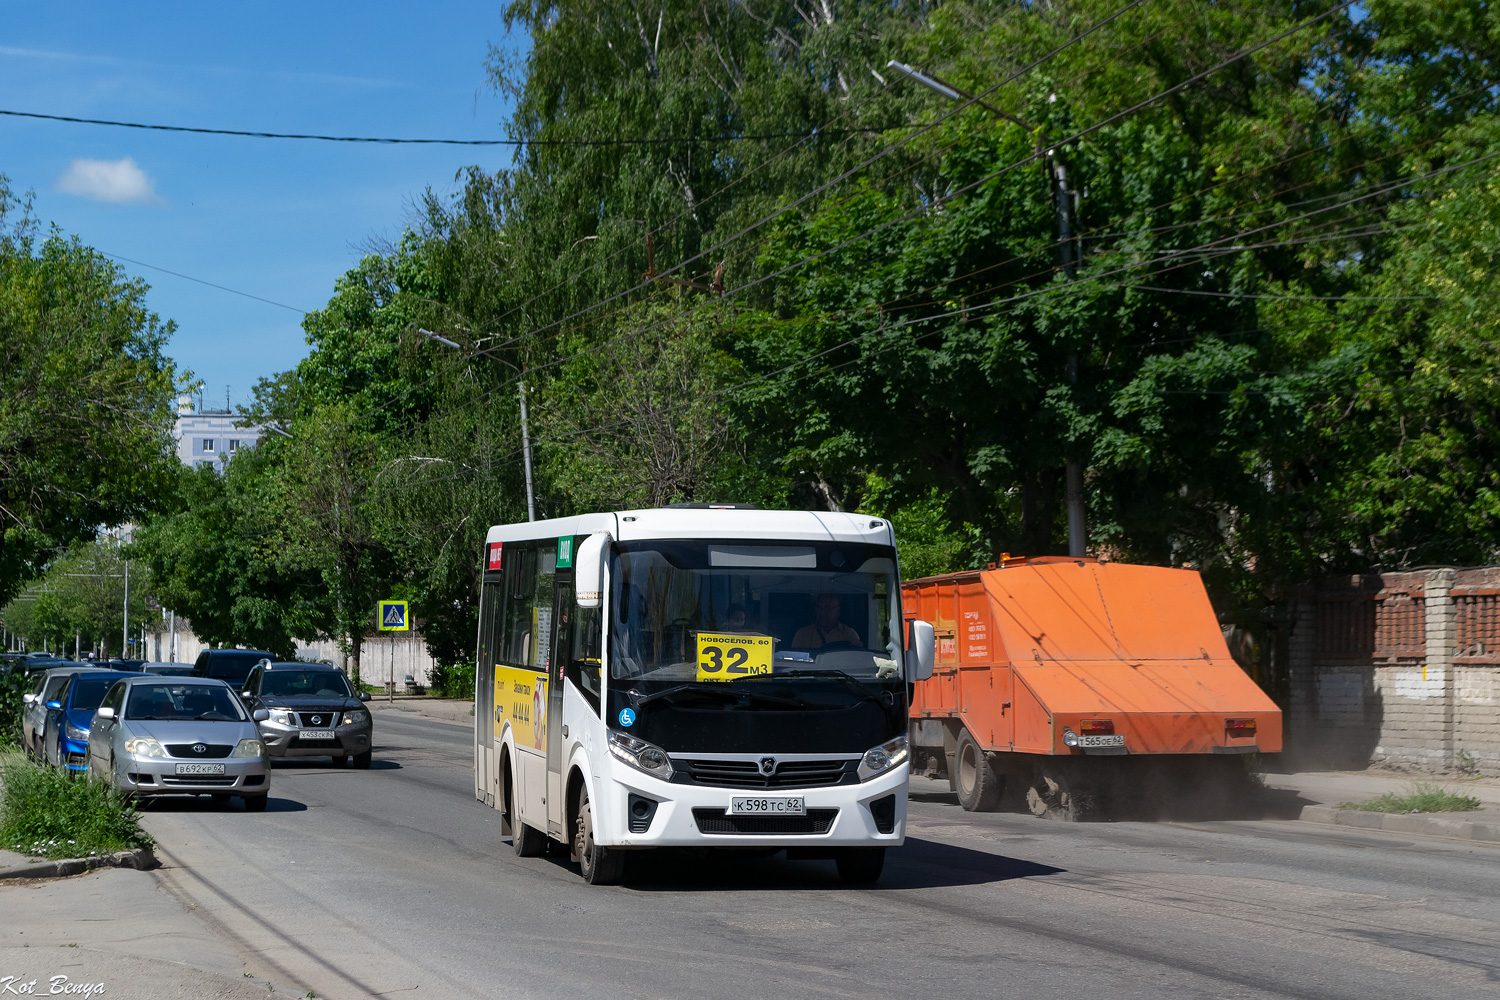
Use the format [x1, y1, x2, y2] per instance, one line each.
[473, 505, 935, 884]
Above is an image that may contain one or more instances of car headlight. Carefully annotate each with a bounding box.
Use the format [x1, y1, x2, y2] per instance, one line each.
[608, 731, 674, 781]
[64, 721, 88, 741]
[858, 735, 909, 781]
[341, 709, 369, 726]
[230, 738, 265, 758]
[125, 737, 166, 758]
[268, 709, 295, 727]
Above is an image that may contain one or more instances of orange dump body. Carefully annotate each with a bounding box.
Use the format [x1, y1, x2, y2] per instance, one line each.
[905, 558, 1282, 757]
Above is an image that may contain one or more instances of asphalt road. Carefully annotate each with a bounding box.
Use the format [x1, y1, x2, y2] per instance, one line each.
[134, 711, 1500, 1000]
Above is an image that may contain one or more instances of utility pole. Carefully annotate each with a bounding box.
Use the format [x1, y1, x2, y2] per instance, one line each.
[122, 557, 130, 659]
[419, 329, 536, 521]
[887, 60, 1088, 557]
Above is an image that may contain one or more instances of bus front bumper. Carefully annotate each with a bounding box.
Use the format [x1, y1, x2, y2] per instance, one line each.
[595, 762, 908, 849]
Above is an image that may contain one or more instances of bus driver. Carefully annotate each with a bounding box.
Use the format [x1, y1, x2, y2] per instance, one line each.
[791, 593, 860, 649]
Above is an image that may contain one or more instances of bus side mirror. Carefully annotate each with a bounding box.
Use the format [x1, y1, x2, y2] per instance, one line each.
[906, 620, 935, 682]
[575, 531, 613, 609]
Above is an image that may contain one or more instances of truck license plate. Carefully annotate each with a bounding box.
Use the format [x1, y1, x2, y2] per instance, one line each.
[1078, 734, 1125, 748]
[175, 762, 225, 775]
[730, 796, 805, 816]
[300, 730, 335, 739]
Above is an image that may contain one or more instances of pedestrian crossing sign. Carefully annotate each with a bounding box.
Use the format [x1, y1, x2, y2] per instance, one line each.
[378, 600, 410, 631]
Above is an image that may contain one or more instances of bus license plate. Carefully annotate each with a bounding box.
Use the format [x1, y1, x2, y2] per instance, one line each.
[175, 762, 225, 775]
[1078, 734, 1124, 748]
[300, 730, 335, 740]
[730, 796, 805, 816]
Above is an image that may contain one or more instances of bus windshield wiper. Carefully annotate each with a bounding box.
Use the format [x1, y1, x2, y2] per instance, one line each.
[631, 683, 809, 709]
[776, 669, 889, 706]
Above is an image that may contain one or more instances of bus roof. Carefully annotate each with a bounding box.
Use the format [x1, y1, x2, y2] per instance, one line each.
[483, 508, 893, 547]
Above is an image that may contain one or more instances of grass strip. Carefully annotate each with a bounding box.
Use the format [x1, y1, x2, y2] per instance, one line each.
[1338, 780, 1482, 814]
[0, 753, 154, 859]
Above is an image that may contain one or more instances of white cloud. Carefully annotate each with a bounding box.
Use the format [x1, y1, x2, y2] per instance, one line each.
[56, 157, 165, 205]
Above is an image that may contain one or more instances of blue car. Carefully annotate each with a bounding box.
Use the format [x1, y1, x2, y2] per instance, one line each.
[43, 671, 137, 772]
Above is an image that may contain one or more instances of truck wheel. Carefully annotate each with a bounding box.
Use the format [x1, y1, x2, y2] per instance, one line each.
[510, 762, 548, 858]
[574, 788, 624, 885]
[954, 730, 1003, 812]
[835, 847, 885, 885]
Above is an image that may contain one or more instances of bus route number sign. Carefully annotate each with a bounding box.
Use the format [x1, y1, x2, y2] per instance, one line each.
[696, 633, 773, 683]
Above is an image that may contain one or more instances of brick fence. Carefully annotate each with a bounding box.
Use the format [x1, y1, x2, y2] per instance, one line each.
[1289, 567, 1500, 772]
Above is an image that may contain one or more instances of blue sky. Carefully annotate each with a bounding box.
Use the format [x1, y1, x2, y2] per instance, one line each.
[1, 3, 520, 412]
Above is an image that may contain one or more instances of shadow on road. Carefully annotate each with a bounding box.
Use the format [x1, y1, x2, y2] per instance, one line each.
[568, 836, 1064, 892]
[136, 795, 307, 813]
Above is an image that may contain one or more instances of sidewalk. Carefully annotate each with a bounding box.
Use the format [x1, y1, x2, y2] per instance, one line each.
[368, 695, 475, 726]
[1261, 767, 1500, 845]
[0, 867, 306, 998]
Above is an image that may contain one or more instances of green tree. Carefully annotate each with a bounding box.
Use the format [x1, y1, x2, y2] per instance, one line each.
[0, 180, 181, 606]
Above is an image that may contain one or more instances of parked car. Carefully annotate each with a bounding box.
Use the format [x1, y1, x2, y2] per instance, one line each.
[240, 661, 373, 768]
[42, 670, 138, 771]
[104, 658, 148, 672]
[20, 656, 73, 677]
[21, 667, 81, 761]
[192, 648, 274, 688]
[145, 663, 196, 676]
[86, 675, 270, 810]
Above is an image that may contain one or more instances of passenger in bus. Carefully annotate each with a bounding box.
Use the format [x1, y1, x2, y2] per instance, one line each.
[724, 603, 748, 630]
[791, 593, 860, 648]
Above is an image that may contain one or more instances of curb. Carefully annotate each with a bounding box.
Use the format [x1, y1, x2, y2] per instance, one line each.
[0, 846, 157, 881]
[1299, 804, 1500, 844]
[371, 698, 475, 725]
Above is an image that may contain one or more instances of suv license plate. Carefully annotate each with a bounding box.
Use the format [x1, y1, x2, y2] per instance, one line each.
[300, 730, 335, 740]
[1078, 734, 1125, 748]
[729, 796, 806, 816]
[175, 762, 225, 775]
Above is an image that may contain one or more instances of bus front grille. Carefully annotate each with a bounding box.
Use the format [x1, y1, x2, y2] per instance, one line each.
[676, 758, 856, 789]
[691, 808, 838, 835]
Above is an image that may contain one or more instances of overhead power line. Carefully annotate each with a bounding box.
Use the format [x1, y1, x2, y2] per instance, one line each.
[0, 107, 918, 147]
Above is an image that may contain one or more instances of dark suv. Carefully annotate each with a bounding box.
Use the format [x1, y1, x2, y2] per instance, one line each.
[192, 649, 275, 688]
[240, 662, 374, 768]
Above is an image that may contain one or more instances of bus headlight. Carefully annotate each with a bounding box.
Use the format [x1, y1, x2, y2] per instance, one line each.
[608, 731, 674, 781]
[858, 735, 909, 781]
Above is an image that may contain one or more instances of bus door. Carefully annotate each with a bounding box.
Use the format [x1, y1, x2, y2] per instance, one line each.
[545, 581, 571, 838]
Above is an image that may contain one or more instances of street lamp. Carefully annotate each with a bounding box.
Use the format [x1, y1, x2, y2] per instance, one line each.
[887, 59, 1087, 558]
[418, 329, 536, 522]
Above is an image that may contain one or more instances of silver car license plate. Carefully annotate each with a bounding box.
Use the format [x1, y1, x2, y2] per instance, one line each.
[729, 796, 806, 816]
[1078, 734, 1125, 748]
[300, 730, 335, 739]
[175, 762, 225, 775]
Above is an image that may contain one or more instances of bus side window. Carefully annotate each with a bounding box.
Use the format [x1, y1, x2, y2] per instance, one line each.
[566, 606, 602, 713]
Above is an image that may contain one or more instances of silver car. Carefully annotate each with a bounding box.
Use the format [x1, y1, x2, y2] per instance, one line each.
[20, 667, 78, 762]
[86, 676, 271, 810]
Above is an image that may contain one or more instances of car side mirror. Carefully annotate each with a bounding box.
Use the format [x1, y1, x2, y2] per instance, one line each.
[22, 693, 35, 704]
[905, 620, 935, 682]
[45, 700, 62, 711]
[241, 690, 252, 698]
[575, 531, 613, 609]
[95, 706, 116, 720]
[359, 692, 371, 702]
[252, 709, 270, 722]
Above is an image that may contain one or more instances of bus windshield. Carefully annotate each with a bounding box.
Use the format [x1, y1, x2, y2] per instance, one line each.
[606, 540, 906, 752]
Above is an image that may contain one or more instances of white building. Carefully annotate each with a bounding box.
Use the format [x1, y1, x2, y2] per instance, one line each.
[174, 394, 263, 472]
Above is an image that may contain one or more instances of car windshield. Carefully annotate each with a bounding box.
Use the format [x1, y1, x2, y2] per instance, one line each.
[125, 683, 247, 721]
[68, 678, 117, 712]
[261, 670, 353, 698]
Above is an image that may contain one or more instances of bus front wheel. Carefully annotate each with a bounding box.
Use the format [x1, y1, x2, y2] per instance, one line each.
[573, 788, 624, 885]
